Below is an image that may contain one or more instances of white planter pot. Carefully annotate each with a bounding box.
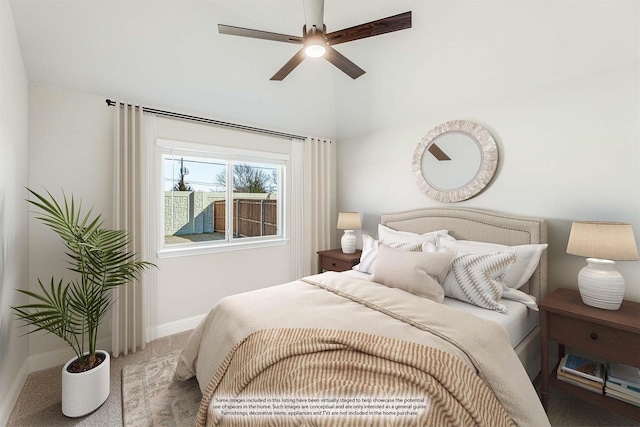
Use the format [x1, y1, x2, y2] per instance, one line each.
[61, 350, 110, 417]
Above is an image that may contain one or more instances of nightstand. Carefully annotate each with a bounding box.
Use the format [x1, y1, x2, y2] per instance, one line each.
[540, 288, 640, 421]
[317, 249, 362, 273]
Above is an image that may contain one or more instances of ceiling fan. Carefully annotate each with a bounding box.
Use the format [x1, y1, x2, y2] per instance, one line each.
[218, 0, 412, 81]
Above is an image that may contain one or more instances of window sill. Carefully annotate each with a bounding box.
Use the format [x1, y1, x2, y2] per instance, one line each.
[157, 238, 289, 259]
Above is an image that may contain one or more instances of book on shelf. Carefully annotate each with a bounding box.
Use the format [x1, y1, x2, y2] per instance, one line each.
[606, 380, 640, 397]
[606, 360, 640, 388]
[556, 356, 603, 393]
[560, 353, 605, 384]
[603, 360, 640, 407]
[605, 386, 640, 407]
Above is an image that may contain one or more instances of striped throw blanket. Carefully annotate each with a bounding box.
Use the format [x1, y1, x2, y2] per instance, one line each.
[196, 328, 514, 427]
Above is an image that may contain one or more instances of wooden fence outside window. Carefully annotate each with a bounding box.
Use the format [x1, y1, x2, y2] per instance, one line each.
[214, 199, 277, 237]
[164, 191, 277, 239]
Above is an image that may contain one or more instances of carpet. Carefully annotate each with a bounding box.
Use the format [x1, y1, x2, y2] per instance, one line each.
[122, 350, 202, 427]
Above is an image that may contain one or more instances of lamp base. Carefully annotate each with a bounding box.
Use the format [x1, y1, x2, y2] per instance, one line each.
[577, 258, 625, 310]
[341, 230, 356, 254]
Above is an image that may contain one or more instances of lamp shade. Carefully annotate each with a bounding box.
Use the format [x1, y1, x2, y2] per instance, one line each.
[337, 212, 361, 230]
[567, 221, 639, 261]
[567, 221, 638, 310]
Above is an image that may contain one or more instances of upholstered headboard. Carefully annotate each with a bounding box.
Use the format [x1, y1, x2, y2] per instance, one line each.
[380, 207, 548, 304]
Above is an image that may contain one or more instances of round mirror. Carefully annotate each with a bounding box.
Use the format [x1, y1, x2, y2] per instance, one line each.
[412, 120, 498, 203]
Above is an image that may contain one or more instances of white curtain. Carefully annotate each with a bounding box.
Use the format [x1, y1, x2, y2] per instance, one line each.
[291, 137, 332, 278]
[291, 138, 305, 279]
[112, 101, 157, 357]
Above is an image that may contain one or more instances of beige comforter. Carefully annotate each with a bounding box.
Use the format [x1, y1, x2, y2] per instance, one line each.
[175, 272, 549, 427]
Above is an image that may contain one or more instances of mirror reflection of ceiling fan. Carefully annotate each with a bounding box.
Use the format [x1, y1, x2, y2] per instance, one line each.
[218, 0, 412, 80]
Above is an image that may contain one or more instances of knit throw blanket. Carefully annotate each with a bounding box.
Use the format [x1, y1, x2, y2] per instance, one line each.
[196, 328, 513, 427]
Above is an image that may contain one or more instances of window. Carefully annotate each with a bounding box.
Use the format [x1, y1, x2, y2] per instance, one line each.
[157, 139, 287, 257]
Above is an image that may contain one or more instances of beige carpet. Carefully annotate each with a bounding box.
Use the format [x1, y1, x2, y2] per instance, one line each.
[7, 331, 192, 427]
[121, 350, 201, 427]
[541, 385, 639, 426]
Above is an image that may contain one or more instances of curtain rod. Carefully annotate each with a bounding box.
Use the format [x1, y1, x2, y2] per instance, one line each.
[105, 99, 307, 140]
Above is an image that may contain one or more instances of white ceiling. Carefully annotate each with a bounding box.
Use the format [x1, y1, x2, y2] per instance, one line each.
[9, 0, 639, 140]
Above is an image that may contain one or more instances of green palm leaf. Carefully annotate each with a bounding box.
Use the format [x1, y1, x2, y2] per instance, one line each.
[13, 188, 156, 369]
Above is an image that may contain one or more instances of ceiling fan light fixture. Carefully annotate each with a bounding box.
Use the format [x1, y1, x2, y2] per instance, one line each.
[218, 2, 412, 80]
[304, 34, 327, 58]
[304, 44, 326, 58]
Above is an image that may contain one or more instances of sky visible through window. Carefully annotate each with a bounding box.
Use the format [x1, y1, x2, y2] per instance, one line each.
[163, 155, 225, 192]
[163, 155, 278, 193]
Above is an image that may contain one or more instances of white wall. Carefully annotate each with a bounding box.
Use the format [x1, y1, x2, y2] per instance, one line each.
[152, 116, 296, 329]
[332, 1, 637, 142]
[9, 0, 341, 142]
[336, 62, 640, 301]
[26, 84, 338, 363]
[0, 1, 29, 423]
[334, 1, 639, 302]
[28, 85, 114, 359]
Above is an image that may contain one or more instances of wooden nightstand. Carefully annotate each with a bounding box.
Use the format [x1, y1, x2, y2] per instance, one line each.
[540, 288, 640, 421]
[317, 249, 362, 273]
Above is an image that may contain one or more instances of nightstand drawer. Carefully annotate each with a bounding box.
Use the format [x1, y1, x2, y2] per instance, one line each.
[317, 249, 361, 273]
[548, 313, 640, 366]
[321, 257, 353, 272]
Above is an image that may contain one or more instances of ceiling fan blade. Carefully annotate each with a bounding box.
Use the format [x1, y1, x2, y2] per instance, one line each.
[325, 11, 412, 46]
[324, 46, 365, 79]
[303, 0, 324, 35]
[218, 24, 303, 44]
[271, 48, 307, 81]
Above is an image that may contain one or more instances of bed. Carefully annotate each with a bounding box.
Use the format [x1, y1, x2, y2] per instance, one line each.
[175, 207, 549, 427]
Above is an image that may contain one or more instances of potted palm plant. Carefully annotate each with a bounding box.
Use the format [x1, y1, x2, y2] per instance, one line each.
[12, 188, 155, 417]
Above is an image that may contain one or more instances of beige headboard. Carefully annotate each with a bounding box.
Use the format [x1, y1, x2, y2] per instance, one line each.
[380, 207, 548, 304]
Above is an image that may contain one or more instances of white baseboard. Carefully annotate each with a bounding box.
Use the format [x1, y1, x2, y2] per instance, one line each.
[148, 313, 205, 341]
[0, 359, 28, 427]
[27, 337, 112, 373]
[23, 314, 204, 374]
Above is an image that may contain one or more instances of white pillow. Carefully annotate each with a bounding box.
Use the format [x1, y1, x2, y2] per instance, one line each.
[353, 235, 424, 274]
[502, 287, 539, 311]
[371, 245, 457, 303]
[437, 236, 547, 289]
[430, 240, 539, 309]
[378, 224, 448, 245]
[442, 250, 516, 313]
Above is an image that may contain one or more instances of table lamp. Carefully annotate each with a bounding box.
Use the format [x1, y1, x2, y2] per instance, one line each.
[566, 221, 639, 310]
[337, 212, 361, 254]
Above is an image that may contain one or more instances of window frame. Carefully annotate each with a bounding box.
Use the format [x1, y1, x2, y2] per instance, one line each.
[156, 138, 288, 259]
